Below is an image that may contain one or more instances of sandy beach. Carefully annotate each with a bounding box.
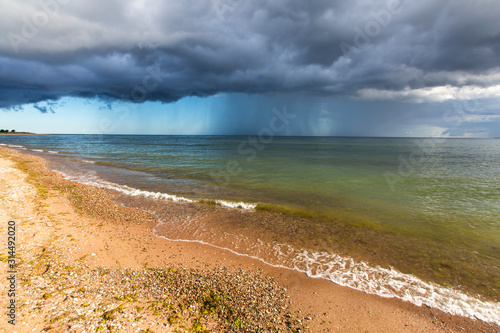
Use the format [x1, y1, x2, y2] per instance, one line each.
[0, 133, 38, 136]
[0, 146, 498, 333]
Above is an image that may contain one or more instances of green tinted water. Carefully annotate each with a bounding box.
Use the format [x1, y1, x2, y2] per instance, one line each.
[2, 135, 499, 303]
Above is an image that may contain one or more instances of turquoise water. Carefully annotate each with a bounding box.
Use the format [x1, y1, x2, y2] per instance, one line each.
[2, 135, 498, 246]
[1, 135, 500, 322]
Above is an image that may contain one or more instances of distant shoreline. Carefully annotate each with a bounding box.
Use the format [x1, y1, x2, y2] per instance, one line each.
[0, 133, 498, 139]
[0, 132, 39, 135]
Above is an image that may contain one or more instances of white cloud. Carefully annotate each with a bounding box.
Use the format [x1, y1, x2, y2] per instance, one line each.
[460, 114, 500, 123]
[357, 84, 500, 103]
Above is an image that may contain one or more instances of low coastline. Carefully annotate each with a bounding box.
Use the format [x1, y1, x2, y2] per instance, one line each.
[0, 146, 498, 332]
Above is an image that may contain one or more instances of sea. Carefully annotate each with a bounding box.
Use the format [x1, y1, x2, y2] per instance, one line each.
[1, 134, 499, 324]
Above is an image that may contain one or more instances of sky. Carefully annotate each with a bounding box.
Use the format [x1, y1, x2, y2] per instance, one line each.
[1, 0, 500, 137]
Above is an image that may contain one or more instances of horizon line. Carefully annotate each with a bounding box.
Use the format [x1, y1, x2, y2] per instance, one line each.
[16, 133, 500, 139]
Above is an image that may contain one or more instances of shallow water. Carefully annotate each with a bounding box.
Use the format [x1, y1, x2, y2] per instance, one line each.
[1, 135, 499, 324]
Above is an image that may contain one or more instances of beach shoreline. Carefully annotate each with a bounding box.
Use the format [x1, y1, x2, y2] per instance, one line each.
[0, 146, 498, 332]
[0, 133, 39, 136]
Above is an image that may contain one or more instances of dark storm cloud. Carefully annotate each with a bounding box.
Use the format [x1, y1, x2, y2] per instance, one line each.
[1, 0, 500, 109]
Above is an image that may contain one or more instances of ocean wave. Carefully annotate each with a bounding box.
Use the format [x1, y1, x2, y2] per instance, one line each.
[58, 170, 196, 203]
[2, 144, 60, 154]
[152, 219, 500, 326]
[49, 159, 500, 325]
[286, 247, 500, 325]
[54, 165, 258, 210]
[53, 168, 256, 211]
[2, 144, 28, 150]
[216, 200, 257, 210]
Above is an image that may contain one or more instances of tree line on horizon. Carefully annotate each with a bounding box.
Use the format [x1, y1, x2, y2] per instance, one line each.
[0, 129, 15, 133]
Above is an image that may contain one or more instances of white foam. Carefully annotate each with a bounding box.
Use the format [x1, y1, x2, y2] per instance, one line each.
[55, 166, 258, 210]
[285, 247, 500, 325]
[152, 220, 500, 326]
[216, 200, 257, 210]
[108, 183, 196, 203]
[56, 169, 195, 203]
[50, 161, 500, 325]
[3, 144, 28, 150]
[3, 144, 58, 154]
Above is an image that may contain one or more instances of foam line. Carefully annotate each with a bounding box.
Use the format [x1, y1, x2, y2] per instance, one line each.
[55, 168, 258, 210]
[152, 219, 500, 326]
[26, 150, 500, 326]
[216, 200, 257, 209]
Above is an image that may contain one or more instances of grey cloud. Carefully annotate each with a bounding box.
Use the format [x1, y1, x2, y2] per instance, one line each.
[32, 101, 57, 113]
[1, 0, 500, 109]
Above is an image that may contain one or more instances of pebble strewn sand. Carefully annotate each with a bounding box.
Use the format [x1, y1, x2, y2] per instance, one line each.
[0, 149, 304, 332]
[0, 147, 498, 332]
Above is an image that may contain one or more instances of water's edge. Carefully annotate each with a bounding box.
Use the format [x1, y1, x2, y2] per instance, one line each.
[3, 142, 500, 325]
[52, 158, 500, 326]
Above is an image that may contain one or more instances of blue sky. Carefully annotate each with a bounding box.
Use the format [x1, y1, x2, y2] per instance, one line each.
[2, 94, 499, 137]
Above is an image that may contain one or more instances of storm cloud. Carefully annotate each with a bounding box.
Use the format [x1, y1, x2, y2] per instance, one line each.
[1, 0, 500, 109]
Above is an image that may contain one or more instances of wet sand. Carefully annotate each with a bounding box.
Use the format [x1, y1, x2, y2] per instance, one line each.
[0, 146, 498, 332]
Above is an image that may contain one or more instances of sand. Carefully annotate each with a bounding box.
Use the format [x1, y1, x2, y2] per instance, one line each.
[0, 146, 498, 332]
[0, 133, 38, 136]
